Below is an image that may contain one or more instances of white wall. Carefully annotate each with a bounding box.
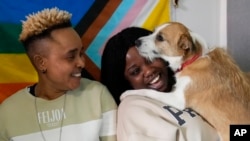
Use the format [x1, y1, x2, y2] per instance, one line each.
[227, 0, 250, 71]
[171, 0, 227, 48]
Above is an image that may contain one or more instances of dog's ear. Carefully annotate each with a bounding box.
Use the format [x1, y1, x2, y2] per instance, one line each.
[177, 33, 193, 50]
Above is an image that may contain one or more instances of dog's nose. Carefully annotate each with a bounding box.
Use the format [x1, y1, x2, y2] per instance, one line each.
[135, 39, 141, 47]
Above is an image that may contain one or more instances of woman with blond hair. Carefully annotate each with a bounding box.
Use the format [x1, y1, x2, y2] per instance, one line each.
[0, 8, 117, 141]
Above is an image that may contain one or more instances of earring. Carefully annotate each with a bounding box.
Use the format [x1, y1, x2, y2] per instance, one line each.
[42, 69, 47, 73]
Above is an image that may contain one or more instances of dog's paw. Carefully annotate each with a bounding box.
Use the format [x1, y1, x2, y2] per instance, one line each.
[120, 89, 147, 100]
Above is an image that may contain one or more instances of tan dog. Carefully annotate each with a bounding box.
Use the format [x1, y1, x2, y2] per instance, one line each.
[121, 22, 250, 141]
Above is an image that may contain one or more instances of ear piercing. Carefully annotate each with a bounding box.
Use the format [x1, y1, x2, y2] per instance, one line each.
[42, 69, 47, 73]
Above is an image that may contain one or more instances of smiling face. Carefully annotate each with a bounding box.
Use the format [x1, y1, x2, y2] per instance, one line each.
[124, 47, 170, 92]
[34, 27, 85, 91]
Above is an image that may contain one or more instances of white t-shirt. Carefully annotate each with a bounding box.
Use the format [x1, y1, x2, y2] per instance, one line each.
[117, 95, 220, 141]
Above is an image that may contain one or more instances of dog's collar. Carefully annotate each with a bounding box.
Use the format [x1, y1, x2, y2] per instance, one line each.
[176, 54, 201, 73]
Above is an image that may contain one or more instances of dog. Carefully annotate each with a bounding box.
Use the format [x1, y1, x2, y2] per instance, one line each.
[121, 22, 250, 141]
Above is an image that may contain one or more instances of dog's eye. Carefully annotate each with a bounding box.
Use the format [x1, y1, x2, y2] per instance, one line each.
[156, 34, 164, 41]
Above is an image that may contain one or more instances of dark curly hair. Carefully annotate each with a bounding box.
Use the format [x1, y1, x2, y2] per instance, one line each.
[101, 27, 175, 104]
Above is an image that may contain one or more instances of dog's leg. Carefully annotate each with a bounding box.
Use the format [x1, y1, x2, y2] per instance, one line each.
[120, 76, 191, 110]
[121, 89, 186, 110]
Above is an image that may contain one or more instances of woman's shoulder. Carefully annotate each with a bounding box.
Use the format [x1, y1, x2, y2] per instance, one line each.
[76, 78, 117, 108]
[77, 78, 112, 97]
[119, 95, 167, 109]
[0, 88, 29, 111]
[118, 95, 175, 121]
[80, 78, 105, 89]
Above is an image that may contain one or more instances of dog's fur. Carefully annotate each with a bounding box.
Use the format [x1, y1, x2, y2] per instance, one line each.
[121, 22, 250, 141]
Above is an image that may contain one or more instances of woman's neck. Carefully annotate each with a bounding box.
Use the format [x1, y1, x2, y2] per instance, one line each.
[34, 83, 66, 100]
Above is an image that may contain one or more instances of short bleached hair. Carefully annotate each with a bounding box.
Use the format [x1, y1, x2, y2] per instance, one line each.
[19, 7, 72, 43]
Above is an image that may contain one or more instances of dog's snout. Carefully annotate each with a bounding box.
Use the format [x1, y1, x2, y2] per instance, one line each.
[135, 39, 141, 47]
